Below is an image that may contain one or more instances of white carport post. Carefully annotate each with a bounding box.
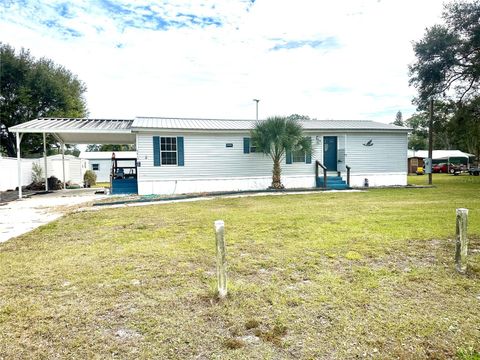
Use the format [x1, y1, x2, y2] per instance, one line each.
[43, 132, 48, 191]
[61, 142, 66, 189]
[16, 132, 23, 199]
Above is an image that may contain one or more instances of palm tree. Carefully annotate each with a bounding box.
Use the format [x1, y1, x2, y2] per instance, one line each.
[251, 116, 312, 189]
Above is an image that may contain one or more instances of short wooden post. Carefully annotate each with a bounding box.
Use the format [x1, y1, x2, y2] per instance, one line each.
[455, 208, 469, 274]
[214, 220, 227, 298]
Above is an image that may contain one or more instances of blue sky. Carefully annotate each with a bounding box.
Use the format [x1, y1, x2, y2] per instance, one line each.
[0, 0, 445, 122]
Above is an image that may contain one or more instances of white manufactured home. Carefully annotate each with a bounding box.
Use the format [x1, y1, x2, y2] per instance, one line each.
[9, 117, 409, 197]
[133, 118, 408, 194]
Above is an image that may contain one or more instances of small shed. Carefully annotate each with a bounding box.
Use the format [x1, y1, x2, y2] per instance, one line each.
[407, 156, 424, 174]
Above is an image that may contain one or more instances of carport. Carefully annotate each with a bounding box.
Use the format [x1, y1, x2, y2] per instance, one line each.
[9, 118, 135, 199]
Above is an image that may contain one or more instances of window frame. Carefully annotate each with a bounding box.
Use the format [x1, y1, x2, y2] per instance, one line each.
[292, 150, 306, 163]
[92, 163, 100, 171]
[160, 136, 178, 166]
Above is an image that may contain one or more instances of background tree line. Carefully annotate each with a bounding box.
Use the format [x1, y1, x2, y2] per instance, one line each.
[405, 0, 480, 161]
[0, 44, 133, 157]
[0, 43, 87, 157]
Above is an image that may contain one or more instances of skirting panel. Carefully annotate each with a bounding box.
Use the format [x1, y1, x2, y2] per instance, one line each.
[137, 172, 408, 195]
[138, 176, 316, 195]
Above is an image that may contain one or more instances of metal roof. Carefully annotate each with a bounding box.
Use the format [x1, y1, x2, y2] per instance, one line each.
[132, 117, 409, 131]
[408, 150, 475, 159]
[9, 118, 133, 132]
[9, 118, 136, 144]
[8, 117, 408, 145]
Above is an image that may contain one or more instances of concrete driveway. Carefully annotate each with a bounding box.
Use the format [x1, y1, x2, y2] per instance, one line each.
[0, 189, 108, 243]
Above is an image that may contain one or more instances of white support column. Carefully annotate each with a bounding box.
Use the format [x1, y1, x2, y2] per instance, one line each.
[16, 132, 22, 199]
[61, 142, 66, 189]
[43, 132, 48, 191]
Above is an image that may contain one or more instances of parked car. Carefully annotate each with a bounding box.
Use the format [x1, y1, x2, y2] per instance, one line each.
[432, 163, 466, 174]
[432, 163, 448, 173]
[469, 167, 480, 176]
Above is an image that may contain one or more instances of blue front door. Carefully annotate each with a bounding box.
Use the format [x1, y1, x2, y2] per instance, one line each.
[323, 136, 337, 171]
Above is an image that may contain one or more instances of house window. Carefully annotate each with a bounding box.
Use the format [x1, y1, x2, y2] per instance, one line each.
[160, 137, 177, 165]
[292, 150, 306, 163]
[92, 163, 99, 171]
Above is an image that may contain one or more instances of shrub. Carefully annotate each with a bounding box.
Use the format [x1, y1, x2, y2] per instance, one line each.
[83, 170, 97, 187]
[31, 162, 43, 183]
[47, 176, 63, 190]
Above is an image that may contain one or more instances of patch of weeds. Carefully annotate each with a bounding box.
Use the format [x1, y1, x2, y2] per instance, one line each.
[325, 252, 337, 259]
[245, 319, 260, 330]
[457, 347, 480, 360]
[254, 320, 288, 346]
[286, 297, 301, 307]
[345, 251, 362, 261]
[223, 338, 245, 349]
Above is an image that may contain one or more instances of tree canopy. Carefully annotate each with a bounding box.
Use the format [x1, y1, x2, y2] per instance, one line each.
[86, 144, 135, 152]
[0, 44, 87, 157]
[405, 97, 480, 160]
[251, 116, 312, 189]
[409, 1, 480, 106]
[393, 111, 404, 126]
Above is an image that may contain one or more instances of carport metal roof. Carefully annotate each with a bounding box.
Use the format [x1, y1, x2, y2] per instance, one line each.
[9, 118, 135, 144]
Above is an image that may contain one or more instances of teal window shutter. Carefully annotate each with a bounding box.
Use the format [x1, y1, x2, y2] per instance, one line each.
[306, 137, 312, 164]
[243, 137, 250, 154]
[286, 150, 292, 164]
[177, 136, 184, 166]
[153, 136, 160, 166]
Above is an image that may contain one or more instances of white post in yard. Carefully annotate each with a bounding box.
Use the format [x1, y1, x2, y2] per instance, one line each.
[61, 142, 66, 189]
[214, 220, 227, 298]
[16, 132, 22, 199]
[455, 208, 469, 274]
[43, 132, 48, 191]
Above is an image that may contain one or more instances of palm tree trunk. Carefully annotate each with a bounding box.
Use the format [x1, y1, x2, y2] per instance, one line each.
[271, 159, 284, 189]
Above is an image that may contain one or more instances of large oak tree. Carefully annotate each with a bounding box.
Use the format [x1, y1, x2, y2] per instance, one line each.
[409, 1, 480, 106]
[0, 44, 87, 157]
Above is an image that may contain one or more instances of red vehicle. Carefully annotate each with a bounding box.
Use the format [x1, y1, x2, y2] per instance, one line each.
[432, 163, 466, 174]
[432, 163, 448, 173]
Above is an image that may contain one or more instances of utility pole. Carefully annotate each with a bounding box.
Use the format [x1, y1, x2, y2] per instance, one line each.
[428, 98, 434, 185]
[253, 99, 260, 120]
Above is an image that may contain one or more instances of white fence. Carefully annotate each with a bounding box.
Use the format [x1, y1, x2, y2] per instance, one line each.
[0, 157, 35, 191]
[0, 155, 88, 191]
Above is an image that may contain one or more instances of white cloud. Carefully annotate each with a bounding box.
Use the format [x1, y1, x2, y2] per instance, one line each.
[0, 0, 446, 122]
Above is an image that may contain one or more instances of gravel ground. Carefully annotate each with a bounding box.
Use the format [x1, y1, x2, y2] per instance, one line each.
[0, 189, 108, 243]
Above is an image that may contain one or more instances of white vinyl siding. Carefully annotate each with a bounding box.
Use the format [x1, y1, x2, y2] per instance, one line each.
[137, 132, 316, 180]
[136, 131, 407, 184]
[343, 132, 408, 173]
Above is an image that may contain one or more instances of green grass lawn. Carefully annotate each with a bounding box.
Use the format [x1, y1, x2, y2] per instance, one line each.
[1, 174, 479, 359]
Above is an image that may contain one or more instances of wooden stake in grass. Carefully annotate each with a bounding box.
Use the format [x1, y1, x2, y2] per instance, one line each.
[455, 208, 469, 274]
[214, 220, 227, 298]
